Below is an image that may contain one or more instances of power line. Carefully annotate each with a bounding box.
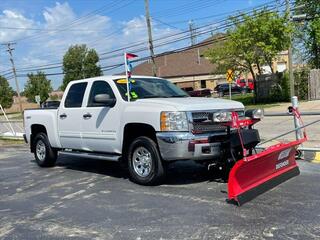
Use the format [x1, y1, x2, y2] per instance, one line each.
[7, 0, 287, 75]
[0, 26, 111, 32]
[14, 6, 286, 78]
[13, 35, 230, 79]
[5, 0, 282, 72]
[10, 0, 136, 43]
[98, 4, 285, 61]
[153, 0, 280, 25]
[153, 0, 222, 18]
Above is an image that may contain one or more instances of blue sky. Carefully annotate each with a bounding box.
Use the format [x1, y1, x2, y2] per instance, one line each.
[0, 0, 277, 90]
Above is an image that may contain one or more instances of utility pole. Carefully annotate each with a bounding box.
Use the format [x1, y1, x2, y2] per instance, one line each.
[286, 0, 295, 97]
[144, 0, 157, 77]
[2, 42, 23, 114]
[189, 20, 197, 46]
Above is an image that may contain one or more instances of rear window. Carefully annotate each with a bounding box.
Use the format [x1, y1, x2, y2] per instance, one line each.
[64, 82, 87, 108]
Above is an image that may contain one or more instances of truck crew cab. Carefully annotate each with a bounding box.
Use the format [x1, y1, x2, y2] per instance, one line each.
[24, 75, 262, 186]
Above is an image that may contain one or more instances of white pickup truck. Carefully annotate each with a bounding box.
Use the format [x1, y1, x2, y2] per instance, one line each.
[24, 75, 263, 185]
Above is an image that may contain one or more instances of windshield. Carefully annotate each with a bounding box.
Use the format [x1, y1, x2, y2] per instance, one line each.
[114, 78, 189, 101]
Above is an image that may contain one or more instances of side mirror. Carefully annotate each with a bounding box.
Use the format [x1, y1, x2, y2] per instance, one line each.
[94, 94, 116, 107]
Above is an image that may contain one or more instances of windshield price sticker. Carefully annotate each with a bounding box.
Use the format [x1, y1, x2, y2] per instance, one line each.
[116, 79, 136, 84]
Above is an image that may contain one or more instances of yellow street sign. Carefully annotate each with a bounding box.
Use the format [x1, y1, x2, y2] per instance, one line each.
[226, 69, 233, 83]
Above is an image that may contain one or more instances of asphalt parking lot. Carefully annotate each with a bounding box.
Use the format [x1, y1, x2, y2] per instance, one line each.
[0, 145, 320, 240]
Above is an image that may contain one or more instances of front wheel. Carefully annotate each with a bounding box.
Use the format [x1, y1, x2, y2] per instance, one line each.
[34, 133, 57, 167]
[127, 136, 165, 185]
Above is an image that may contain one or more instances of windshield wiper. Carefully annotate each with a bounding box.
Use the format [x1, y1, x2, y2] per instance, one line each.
[140, 95, 188, 99]
[141, 95, 170, 99]
[168, 95, 189, 98]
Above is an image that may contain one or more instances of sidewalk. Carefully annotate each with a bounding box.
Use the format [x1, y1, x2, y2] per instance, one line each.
[264, 100, 320, 113]
[259, 100, 320, 162]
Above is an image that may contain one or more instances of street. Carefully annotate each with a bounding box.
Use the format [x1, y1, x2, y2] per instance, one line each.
[0, 145, 319, 240]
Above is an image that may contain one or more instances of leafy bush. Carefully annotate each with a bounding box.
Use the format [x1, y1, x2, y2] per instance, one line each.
[270, 72, 290, 102]
[257, 72, 290, 103]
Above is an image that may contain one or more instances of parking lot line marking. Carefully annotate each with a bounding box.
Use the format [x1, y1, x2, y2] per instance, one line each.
[312, 152, 320, 164]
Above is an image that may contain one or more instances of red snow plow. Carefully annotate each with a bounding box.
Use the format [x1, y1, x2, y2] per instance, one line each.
[226, 107, 307, 206]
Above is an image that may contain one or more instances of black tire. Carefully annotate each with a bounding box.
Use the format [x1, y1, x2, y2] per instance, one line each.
[33, 133, 57, 167]
[219, 91, 224, 97]
[127, 136, 165, 185]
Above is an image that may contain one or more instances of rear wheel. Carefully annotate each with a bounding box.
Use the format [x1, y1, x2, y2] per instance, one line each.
[34, 133, 57, 167]
[128, 136, 165, 185]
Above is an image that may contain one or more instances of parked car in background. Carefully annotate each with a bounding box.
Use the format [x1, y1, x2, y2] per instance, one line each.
[188, 88, 211, 97]
[41, 100, 60, 109]
[214, 83, 247, 97]
[247, 79, 254, 91]
[236, 78, 254, 92]
[236, 78, 246, 88]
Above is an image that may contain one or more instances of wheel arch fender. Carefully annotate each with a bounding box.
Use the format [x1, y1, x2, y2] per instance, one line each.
[30, 124, 59, 152]
[121, 123, 158, 157]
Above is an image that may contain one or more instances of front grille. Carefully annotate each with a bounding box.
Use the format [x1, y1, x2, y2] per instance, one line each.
[192, 112, 210, 121]
[191, 110, 244, 134]
[193, 122, 227, 133]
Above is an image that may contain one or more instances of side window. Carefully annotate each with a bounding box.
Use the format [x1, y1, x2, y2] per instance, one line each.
[88, 81, 115, 107]
[64, 82, 88, 108]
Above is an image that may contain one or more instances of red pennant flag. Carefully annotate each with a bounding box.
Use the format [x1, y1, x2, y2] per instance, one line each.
[126, 53, 138, 59]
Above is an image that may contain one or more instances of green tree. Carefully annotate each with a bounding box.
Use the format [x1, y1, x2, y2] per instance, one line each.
[0, 76, 14, 108]
[205, 9, 291, 81]
[61, 44, 102, 90]
[24, 71, 53, 104]
[295, 0, 320, 68]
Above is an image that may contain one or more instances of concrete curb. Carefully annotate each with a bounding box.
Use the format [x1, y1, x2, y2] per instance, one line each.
[311, 152, 320, 164]
[302, 151, 320, 164]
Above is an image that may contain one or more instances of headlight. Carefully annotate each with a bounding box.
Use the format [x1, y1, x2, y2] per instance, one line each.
[212, 111, 232, 122]
[245, 108, 264, 119]
[160, 112, 189, 131]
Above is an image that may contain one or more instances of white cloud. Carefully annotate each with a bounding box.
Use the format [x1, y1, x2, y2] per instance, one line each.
[0, 9, 35, 42]
[27, 2, 112, 62]
[43, 2, 75, 28]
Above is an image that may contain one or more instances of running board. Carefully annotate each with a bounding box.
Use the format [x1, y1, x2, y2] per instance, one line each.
[59, 150, 121, 162]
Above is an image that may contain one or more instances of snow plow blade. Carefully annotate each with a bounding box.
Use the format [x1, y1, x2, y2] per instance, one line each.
[228, 140, 303, 206]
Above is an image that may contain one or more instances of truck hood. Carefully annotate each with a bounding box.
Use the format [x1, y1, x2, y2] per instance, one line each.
[137, 97, 244, 111]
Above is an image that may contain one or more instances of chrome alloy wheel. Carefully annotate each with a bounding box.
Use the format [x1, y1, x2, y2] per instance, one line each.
[132, 147, 152, 177]
[36, 140, 46, 162]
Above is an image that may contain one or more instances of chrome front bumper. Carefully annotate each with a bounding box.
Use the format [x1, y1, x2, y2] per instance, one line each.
[156, 132, 225, 161]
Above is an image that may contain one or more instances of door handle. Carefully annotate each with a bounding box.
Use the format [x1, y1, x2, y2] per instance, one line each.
[59, 113, 67, 119]
[83, 113, 92, 119]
